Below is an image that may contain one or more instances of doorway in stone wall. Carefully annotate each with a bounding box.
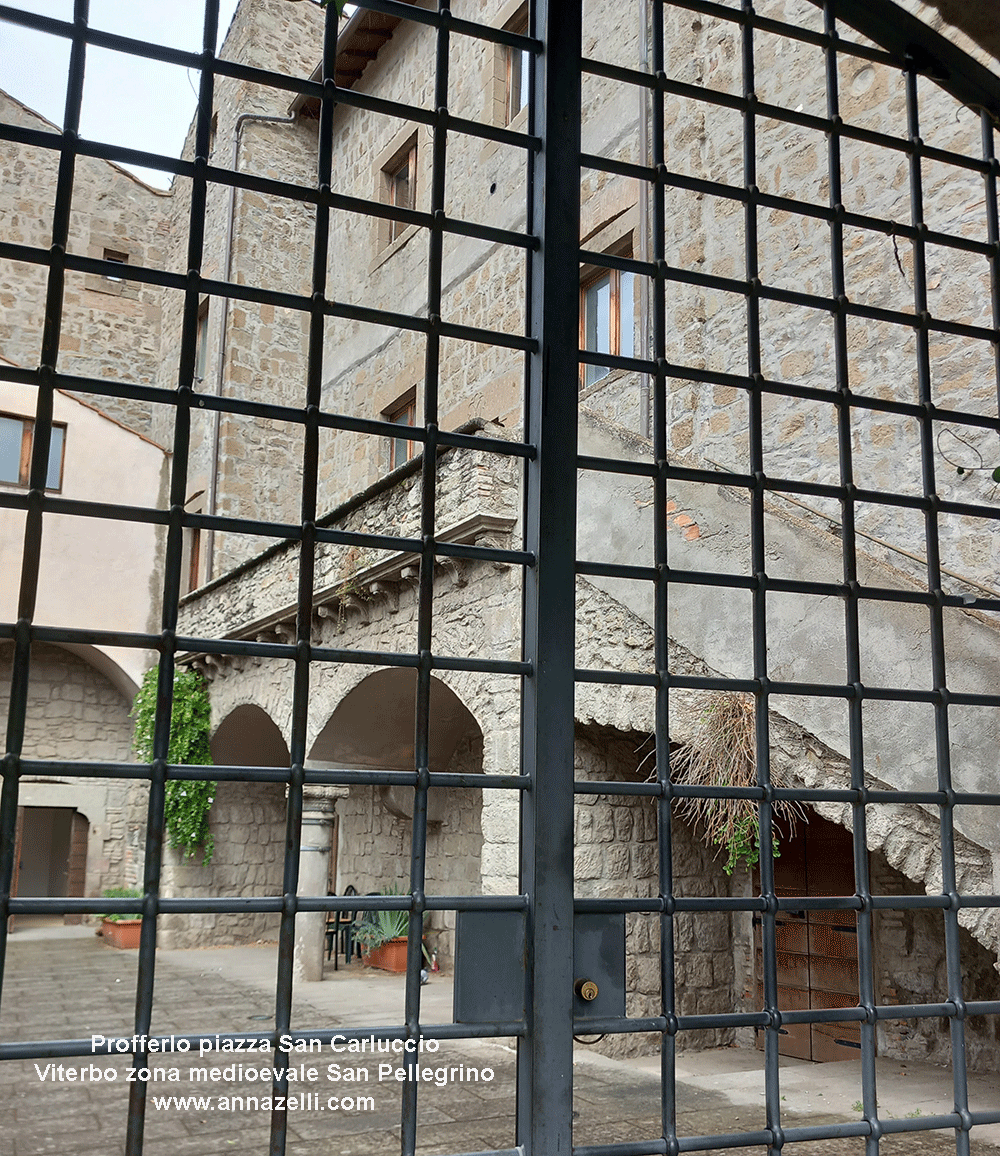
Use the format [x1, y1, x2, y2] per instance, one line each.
[754, 813, 864, 1062]
[7, 806, 85, 931]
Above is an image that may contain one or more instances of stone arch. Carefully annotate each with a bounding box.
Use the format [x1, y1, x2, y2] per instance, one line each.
[313, 668, 485, 966]
[159, 702, 289, 950]
[211, 703, 290, 768]
[307, 667, 480, 771]
[0, 639, 145, 907]
[55, 642, 138, 701]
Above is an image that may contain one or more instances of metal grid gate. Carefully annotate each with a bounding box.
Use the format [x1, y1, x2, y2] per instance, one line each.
[0, 0, 998, 1154]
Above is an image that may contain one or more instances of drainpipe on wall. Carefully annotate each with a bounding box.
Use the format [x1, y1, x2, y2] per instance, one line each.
[204, 111, 298, 584]
[638, 0, 652, 440]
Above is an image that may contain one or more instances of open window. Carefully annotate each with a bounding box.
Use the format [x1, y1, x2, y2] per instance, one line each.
[103, 247, 129, 283]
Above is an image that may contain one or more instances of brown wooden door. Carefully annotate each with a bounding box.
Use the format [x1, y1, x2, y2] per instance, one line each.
[754, 812, 864, 1062]
[7, 806, 24, 933]
[64, 811, 89, 924]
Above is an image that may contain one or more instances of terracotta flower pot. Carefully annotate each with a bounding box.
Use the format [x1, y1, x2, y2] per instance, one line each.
[362, 936, 409, 973]
[101, 918, 142, 949]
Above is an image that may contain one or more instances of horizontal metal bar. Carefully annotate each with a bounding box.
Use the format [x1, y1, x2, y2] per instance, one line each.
[14, 763, 531, 791]
[0, 237, 539, 357]
[572, 892, 999, 915]
[575, 560, 658, 583]
[10, 892, 530, 916]
[574, 779, 1000, 808]
[582, 150, 994, 250]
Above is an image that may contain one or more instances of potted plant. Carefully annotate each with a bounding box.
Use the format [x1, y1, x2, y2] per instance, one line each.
[99, 887, 143, 949]
[353, 887, 431, 974]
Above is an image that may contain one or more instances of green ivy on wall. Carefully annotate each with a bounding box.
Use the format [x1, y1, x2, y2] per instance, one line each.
[131, 667, 216, 864]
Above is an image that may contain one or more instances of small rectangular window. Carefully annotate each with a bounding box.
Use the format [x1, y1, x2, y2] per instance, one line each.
[385, 393, 417, 471]
[506, 13, 530, 124]
[383, 141, 417, 245]
[0, 414, 66, 490]
[580, 261, 635, 388]
[195, 298, 210, 384]
[186, 526, 202, 594]
[103, 247, 129, 283]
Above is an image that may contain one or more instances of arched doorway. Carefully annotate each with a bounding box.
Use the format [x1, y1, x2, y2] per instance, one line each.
[309, 669, 484, 966]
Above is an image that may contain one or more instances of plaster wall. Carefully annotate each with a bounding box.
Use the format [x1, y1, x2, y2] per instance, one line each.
[577, 411, 1000, 881]
[0, 380, 167, 690]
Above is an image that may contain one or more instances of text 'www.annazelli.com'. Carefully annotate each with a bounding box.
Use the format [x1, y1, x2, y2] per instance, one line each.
[150, 1093, 374, 1113]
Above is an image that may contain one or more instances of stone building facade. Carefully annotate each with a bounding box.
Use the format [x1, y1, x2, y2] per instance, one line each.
[1, 0, 998, 1070]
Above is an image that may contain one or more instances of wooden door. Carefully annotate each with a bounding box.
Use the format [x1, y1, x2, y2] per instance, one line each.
[7, 806, 24, 933]
[754, 812, 864, 1061]
[64, 811, 89, 924]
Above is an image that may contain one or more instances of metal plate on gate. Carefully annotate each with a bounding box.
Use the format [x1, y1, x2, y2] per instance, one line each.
[453, 910, 527, 1025]
[454, 911, 625, 1025]
[573, 912, 625, 1023]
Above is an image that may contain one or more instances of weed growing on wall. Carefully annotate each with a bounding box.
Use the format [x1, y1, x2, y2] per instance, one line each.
[131, 667, 216, 863]
[668, 693, 804, 874]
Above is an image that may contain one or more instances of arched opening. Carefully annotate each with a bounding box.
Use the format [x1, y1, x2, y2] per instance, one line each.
[211, 703, 290, 768]
[159, 704, 290, 950]
[0, 641, 141, 929]
[310, 669, 484, 967]
[308, 668, 479, 770]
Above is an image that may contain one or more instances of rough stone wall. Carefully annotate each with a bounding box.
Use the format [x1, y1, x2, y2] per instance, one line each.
[147, 0, 326, 574]
[872, 852, 1000, 1072]
[654, 0, 1000, 599]
[334, 733, 484, 967]
[0, 91, 170, 436]
[0, 642, 144, 904]
[177, 428, 520, 641]
[574, 724, 736, 1058]
[157, 779, 286, 950]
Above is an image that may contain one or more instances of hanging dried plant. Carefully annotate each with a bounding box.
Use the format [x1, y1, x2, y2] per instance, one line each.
[667, 692, 805, 874]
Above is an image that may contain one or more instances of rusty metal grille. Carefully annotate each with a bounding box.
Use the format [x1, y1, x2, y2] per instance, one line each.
[0, 1, 998, 1155]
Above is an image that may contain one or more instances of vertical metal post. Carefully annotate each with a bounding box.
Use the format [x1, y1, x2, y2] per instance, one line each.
[268, 6, 337, 1155]
[401, 3, 451, 1150]
[126, 5, 219, 1153]
[518, 0, 582, 1151]
[823, 7, 880, 1151]
[739, 4, 783, 1150]
[650, 3, 678, 1151]
[905, 62, 972, 1156]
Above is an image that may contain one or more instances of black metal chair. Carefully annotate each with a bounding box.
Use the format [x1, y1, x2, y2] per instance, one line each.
[326, 885, 358, 969]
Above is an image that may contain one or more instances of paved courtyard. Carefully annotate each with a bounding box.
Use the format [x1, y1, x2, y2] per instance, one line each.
[1, 930, 996, 1155]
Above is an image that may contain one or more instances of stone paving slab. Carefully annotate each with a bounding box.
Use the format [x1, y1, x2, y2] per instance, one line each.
[1, 935, 995, 1156]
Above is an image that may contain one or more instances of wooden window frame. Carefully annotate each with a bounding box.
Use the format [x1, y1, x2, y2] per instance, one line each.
[384, 140, 417, 245]
[505, 10, 530, 125]
[384, 390, 417, 471]
[0, 413, 66, 491]
[579, 256, 634, 388]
